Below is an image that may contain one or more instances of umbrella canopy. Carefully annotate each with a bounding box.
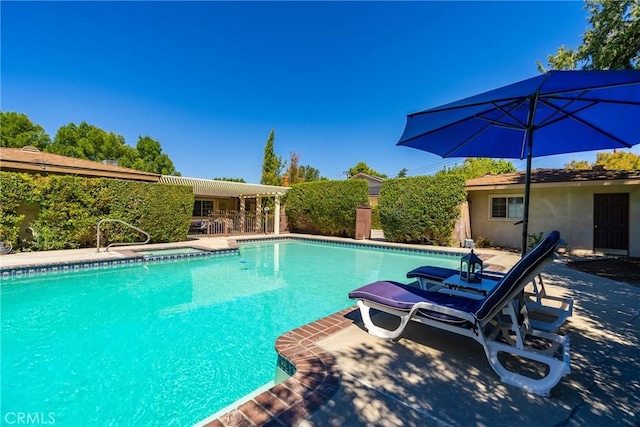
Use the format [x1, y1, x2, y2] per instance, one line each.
[397, 70, 640, 254]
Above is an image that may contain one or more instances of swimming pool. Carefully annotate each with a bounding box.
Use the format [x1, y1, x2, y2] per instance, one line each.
[1, 239, 461, 426]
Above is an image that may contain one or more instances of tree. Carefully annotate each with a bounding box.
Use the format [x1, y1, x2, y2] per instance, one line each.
[285, 152, 302, 184]
[212, 177, 246, 182]
[49, 124, 179, 175]
[538, 0, 640, 71]
[436, 158, 516, 179]
[49, 122, 128, 161]
[397, 168, 408, 178]
[565, 159, 591, 170]
[283, 152, 324, 184]
[0, 111, 51, 150]
[130, 135, 179, 175]
[299, 165, 324, 182]
[260, 129, 284, 186]
[565, 150, 640, 170]
[594, 150, 640, 169]
[346, 162, 388, 178]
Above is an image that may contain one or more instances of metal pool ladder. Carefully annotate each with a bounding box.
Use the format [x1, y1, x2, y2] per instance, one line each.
[96, 219, 150, 252]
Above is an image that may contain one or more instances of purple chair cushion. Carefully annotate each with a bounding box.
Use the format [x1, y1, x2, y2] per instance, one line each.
[349, 281, 481, 326]
[406, 266, 456, 282]
[407, 265, 504, 282]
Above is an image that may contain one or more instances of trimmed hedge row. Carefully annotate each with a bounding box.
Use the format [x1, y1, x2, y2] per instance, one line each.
[284, 180, 369, 238]
[378, 175, 467, 245]
[0, 172, 194, 251]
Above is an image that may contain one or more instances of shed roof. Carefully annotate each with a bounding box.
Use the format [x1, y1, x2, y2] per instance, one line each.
[350, 173, 385, 183]
[0, 147, 160, 182]
[159, 176, 290, 198]
[466, 168, 640, 189]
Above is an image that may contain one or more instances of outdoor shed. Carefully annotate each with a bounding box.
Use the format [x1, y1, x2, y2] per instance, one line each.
[466, 169, 640, 256]
[350, 173, 383, 206]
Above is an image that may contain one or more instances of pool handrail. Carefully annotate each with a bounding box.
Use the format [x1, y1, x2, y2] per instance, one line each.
[96, 219, 150, 252]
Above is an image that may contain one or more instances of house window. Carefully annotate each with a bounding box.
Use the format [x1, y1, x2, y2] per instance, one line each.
[491, 196, 524, 219]
[192, 200, 213, 216]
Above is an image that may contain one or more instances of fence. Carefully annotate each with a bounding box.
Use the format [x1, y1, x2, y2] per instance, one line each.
[191, 212, 275, 236]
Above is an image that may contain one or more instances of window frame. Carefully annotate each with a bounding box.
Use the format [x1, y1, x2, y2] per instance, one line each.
[489, 195, 525, 221]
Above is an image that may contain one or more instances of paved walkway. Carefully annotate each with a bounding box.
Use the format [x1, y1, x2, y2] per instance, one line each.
[0, 236, 231, 269]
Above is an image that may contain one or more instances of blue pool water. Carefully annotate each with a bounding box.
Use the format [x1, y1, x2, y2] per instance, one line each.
[1, 240, 460, 426]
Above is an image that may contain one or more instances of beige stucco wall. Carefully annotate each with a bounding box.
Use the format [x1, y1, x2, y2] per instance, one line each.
[468, 182, 640, 256]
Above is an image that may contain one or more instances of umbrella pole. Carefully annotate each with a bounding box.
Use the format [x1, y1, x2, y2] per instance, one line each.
[521, 129, 533, 256]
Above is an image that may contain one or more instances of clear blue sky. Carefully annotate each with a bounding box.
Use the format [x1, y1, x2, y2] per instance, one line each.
[4, 1, 631, 183]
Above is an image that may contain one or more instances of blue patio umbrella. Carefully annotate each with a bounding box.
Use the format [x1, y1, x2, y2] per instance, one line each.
[397, 70, 640, 254]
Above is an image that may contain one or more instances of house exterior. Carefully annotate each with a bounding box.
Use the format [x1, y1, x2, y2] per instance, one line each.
[0, 146, 290, 235]
[350, 173, 383, 206]
[0, 146, 160, 182]
[466, 169, 640, 257]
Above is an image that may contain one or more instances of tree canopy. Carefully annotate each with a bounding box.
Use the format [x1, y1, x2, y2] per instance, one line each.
[539, 0, 640, 71]
[436, 158, 517, 179]
[0, 112, 180, 176]
[126, 136, 179, 175]
[260, 129, 284, 186]
[0, 111, 51, 150]
[566, 150, 640, 170]
[49, 121, 130, 162]
[346, 162, 388, 178]
[284, 152, 324, 184]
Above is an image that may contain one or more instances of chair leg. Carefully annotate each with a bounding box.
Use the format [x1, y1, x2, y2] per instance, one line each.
[483, 330, 570, 397]
[357, 301, 412, 340]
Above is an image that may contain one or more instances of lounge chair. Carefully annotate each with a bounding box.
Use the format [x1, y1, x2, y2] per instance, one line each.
[406, 257, 573, 333]
[348, 231, 570, 396]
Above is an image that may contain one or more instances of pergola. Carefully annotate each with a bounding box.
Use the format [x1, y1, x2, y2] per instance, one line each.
[159, 176, 290, 235]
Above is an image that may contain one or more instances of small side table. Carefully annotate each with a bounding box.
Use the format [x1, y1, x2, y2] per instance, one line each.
[442, 274, 499, 299]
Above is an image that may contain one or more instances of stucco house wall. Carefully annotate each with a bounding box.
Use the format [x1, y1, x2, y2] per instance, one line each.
[467, 171, 639, 256]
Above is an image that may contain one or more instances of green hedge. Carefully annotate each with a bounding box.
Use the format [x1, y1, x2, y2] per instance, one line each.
[284, 180, 369, 237]
[371, 205, 381, 229]
[378, 175, 467, 245]
[0, 172, 194, 251]
[0, 173, 39, 247]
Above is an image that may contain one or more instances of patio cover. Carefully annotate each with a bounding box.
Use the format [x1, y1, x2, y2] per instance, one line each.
[159, 176, 289, 198]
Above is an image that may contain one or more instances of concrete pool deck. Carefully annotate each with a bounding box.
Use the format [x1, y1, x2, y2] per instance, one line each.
[1, 235, 638, 426]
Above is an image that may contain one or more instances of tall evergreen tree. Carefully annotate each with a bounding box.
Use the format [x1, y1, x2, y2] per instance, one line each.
[260, 129, 284, 186]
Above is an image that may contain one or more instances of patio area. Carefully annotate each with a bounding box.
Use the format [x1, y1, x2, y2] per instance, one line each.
[1, 235, 638, 426]
[299, 261, 639, 426]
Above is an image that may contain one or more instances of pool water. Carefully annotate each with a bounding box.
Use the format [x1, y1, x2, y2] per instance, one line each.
[1, 240, 460, 426]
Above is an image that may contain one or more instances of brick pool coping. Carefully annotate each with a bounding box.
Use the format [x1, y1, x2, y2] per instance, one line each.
[205, 307, 356, 426]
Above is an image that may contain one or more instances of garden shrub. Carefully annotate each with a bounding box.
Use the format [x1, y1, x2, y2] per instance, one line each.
[0, 173, 38, 248]
[0, 172, 193, 251]
[371, 205, 381, 229]
[378, 175, 467, 245]
[285, 180, 369, 238]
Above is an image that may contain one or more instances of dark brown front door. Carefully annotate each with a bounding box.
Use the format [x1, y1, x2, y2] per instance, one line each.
[594, 193, 629, 254]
